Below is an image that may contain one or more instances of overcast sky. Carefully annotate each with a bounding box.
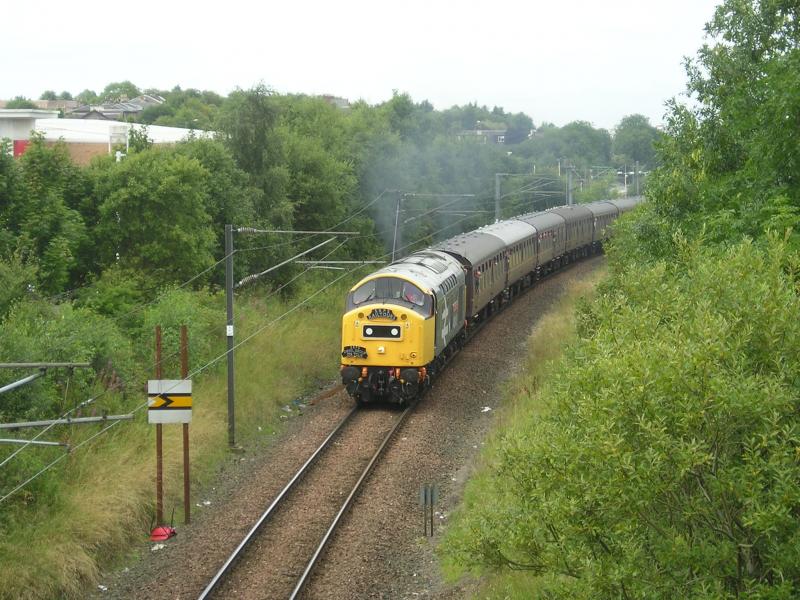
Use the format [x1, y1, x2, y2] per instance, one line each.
[3, 0, 720, 130]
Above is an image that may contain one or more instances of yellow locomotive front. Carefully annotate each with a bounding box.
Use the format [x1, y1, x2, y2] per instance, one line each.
[340, 274, 435, 404]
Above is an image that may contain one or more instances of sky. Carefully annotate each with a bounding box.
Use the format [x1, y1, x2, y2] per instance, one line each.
[3, 0, 721, 130]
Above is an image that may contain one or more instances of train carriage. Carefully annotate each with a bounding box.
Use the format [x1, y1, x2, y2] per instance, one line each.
[609, 197, 641, 213]
[548, 205, 594, 256]
[476, 220, 539, 292]
[431, 230, 507, 318]
[516, 211, 565, 272]
[341, 197, 643, 405]
[586, 201, 619, 248]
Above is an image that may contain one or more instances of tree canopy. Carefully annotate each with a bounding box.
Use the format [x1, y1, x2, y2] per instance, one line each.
[612, 113, 661, 167]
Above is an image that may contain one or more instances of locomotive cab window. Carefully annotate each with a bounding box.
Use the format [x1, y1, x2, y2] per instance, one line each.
[347, 276, 433, 316]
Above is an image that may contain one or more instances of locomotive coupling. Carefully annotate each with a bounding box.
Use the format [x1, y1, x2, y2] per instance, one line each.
[400, 368, 419, 383]
[340, 365, 360, 385]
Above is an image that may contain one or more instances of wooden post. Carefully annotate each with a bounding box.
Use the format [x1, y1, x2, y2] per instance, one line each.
[155, 325, 163, 525]
[180, 325, 190, 525]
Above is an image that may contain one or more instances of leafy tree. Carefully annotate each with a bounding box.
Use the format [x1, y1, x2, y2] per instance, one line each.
[446, 236, 800, 598]
[517, 121, 612, 168]
[643, 0, 800, 249]
[58, 91, 73, 101]
[139, 87, 222, 129]
[7, 136, 88, 294]
[75, 89, 98, 104]
[283, 130, 356, 232]
[0, 140, 25, 255]
[100, 81, 140, 102]
[173, 138, 263, 281]
[91, 148, 215, 285]
[612, 113, 661, 167]
[127, 125, 153, 153]
[5, 96, 37, 109]
[0, 252, 37, 318]
[503, 111, 534, 144]
[216, 84, 291, 227]
[139, 102, 172, 124]
[39, 90, 58, 101]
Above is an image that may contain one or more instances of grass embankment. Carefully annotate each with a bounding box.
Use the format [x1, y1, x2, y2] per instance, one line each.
[441, 268, 606, 598]
[0, 276, 360, 599]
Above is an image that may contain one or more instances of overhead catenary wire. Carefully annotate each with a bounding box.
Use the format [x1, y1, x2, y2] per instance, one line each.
[0, 193, 420, 452]
[0, 265, 357, 504]
[0, 237, 350, 468]
[20, 187, 392, 358]
[0, 237, 352, 479]
[235, 238, 337, 288]
[0, 207, 489, 504]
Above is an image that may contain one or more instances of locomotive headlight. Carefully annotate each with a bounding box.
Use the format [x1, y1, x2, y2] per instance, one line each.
[366, 327, 373, 335]
[391, 328, 398, 336]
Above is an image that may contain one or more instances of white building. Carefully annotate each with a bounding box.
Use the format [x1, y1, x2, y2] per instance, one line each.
[0, 109, 212, 164]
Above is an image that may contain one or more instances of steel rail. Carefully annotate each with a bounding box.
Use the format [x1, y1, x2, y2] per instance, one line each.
[197, 405, 359, 600]
[289, 401, 417, 599]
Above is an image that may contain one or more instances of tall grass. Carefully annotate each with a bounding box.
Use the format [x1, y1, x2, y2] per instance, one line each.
[440, 268, 606, 598]
[0, 274, 361, 599]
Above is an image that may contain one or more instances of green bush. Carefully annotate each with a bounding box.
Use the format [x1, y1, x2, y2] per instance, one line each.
[0, 300, 136, 422]
[444, 237, 800, 598]
[0, 252, 37, 319]
[139, 288, 224, 376]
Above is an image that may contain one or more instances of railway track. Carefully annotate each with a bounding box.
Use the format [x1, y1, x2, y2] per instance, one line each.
[198, 401, 416, 599]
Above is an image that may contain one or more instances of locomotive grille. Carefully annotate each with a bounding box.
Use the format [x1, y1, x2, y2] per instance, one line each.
[363, 325, 402, 339]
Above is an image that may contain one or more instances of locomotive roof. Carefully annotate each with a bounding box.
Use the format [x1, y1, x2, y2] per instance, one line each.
[431, 230, 507, 267]
[355, 250, 462, 293]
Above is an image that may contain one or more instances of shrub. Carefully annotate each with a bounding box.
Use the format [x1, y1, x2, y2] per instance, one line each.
[0, 300, 136, 422]
[445, 237, 800, 598]
[139, 288, 223, 377]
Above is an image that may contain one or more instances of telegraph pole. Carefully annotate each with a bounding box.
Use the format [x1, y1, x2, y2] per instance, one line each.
[567, 165, 574, 206]
[494, 173, 510, 221]
[224, 224, 236, 449]
[495, 173, 502, 221]
[223, 225, 357, 449]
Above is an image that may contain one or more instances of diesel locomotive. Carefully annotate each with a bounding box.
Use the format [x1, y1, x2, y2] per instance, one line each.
[340, 197, 641, 404]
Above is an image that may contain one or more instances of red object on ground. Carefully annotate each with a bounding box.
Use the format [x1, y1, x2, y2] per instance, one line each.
[12, 140, 30, 157]
[149, 525, 177, 541]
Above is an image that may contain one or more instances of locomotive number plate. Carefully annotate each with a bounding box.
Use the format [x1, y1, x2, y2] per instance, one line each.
[342, 345, 368, 359]
[368, 308, 397, 320]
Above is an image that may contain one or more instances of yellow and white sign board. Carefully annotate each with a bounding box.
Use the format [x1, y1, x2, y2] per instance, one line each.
[148, 380, 192, 424]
